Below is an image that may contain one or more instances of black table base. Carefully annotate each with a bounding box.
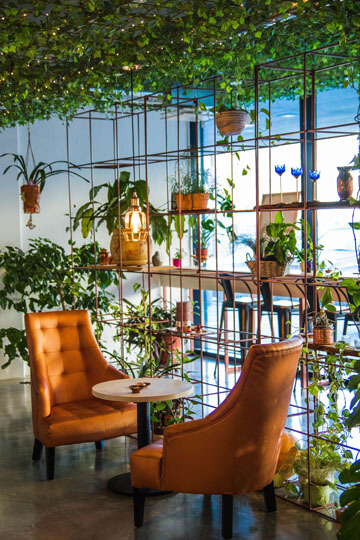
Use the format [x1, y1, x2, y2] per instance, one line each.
[107, 472, 169, 497]
[107, 402, 169, 497]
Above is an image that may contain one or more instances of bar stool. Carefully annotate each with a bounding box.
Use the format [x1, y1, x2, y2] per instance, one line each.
[218, 274, 255, 360]
[260, 282, 300, 339]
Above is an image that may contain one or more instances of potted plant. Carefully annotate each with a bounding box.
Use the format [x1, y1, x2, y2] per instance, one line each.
[293, 438, 343, 508]
[173, 248, 184, 268]
[1, 152, 87, 215]
[171, 170, 192, 211]
[215, 103, 249, 137]
[190, 169, 212, 210]
[245, 211, 298, 277]
[73, 171, 169, 267]
[311, 287, 336, 345]
[193, 217, 215, 263]
[296, 219, 324, 273]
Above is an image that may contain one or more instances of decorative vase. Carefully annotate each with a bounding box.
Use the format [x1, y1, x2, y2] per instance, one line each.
[173, 258, 181, 267]
[152, 251, 162, 266]
[110, 229, 150, 268]
[302, 482, 333, 508]
[21, 185, 40, 214]
[337, 166, 353, 201]
[300, 260, 312, 273]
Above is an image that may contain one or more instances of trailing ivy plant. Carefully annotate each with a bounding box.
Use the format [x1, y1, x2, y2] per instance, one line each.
[0, 238, 118, 369]
[0, 1, 358, 128]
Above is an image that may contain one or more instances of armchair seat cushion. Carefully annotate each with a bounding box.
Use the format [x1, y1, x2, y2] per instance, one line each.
[38, 398, 137, 447]
[131, 439, 164, 490]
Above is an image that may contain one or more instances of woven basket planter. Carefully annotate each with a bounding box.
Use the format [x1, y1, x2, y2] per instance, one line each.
[246, 259, 291, 278]
[313, 327, 334, 345]
[215, 110, 248, 137]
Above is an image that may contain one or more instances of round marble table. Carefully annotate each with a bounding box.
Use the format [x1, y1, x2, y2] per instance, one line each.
[92, 377, 193, 495]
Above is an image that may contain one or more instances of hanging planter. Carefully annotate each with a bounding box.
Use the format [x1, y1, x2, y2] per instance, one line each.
[20, 184, 40, 214]
[1, 131, 88, 229]
[215, 108, 248, 137]
[246, 259, 291, 278]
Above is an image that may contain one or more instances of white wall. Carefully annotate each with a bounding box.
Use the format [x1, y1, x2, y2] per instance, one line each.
[0, 107, 189, 379]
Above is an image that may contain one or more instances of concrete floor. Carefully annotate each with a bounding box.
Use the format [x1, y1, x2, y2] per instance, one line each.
[0, 379, 339, 540]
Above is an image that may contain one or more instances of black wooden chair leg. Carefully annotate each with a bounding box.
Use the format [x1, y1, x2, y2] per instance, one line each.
[32, 438, 43, 461]
[133, 488, 146, 527]
[263, 481, 276, 512]
[95, 441, 104, 450]
[46, 447, 55, 480]
[221, 494, 233, 539]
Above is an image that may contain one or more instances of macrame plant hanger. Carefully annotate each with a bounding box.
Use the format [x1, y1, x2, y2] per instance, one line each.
[25, 125, 37, 229]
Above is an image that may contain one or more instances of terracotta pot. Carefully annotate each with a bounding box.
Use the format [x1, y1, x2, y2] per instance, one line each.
[192, 192, 209, 210]
[21, 185, 40, 214]
[110, 229, 150, 267]
[175, 193, 192, 211]
[313, 327, 334, 345]
[337, 166, 353, 201]
[173, 258, 181, 267]
[159, 333, 182, 366]
[215, 110, 248, 137]
[195, 248, 208, 263]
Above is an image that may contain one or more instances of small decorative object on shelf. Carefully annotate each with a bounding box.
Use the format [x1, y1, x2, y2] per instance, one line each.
[152, 251, 162, 266]
[176, 301, 192, 332]
[337, 166, 353, 201]
[312, 288, 335, 345]
[172, 249, 183, 268]
[98, 248, 110, 265]
[291, 167, 303, 202]
[275, 164, 286, 202]
[309, 169, 320, 201]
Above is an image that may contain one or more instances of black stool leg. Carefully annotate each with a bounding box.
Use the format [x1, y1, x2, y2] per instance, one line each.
[32, 438, 43, 461]
[222, 494, 233, 539]
[133, 488, 146, 527]
[95, 441, 104, 450]
[219, 304, 225, 342]
[46, 447, 55, 480]
[263, 481, 276, 512]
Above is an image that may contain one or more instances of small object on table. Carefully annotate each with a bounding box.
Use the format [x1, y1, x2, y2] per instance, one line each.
[99, 248, 110, 265]
[129, 384, 143, 393]
[186, 325, 192, 333]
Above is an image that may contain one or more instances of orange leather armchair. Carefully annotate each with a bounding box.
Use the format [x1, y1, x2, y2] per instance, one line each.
[130, 336, 302, 539]
[25, 310, 137, 480]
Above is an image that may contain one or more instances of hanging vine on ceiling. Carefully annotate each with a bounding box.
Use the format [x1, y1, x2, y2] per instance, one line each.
[0, 0, 359, 128]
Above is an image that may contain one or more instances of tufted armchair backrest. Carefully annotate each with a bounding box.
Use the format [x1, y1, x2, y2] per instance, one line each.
[25, 310, 110, 412]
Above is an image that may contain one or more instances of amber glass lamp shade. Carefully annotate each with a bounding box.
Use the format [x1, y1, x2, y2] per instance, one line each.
[123, 192, 148, 242]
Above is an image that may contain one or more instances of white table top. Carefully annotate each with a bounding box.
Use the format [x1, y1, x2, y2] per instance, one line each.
[92, 377, 193, 403]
